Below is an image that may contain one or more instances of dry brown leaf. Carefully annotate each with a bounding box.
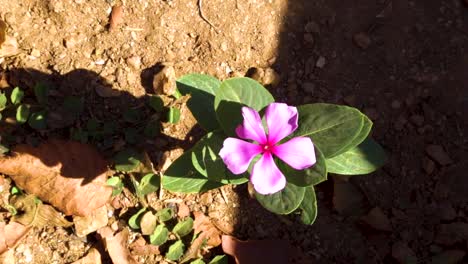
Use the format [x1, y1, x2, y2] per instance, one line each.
[180, 211, 221, 262]
[0, 221, 31, 254]
[129, 236, 160, 256]
[177, 203, 190, 219]
[0, 139, 112, 216]
[140, 211, 157, 235]
[11, 195, 72, 228]
[221, 235, 290, 264]
[0, 35, 19, 57]
[109, 5, 123, 32]
[73, 206, 109, 237]
[72, 248, 102, 264]
[98, 227, 138, 264]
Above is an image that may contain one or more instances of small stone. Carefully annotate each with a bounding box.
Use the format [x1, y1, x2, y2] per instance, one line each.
[30, 49, 40, 57]
[303, 82, 315, 94]
[392, 241, 417, 264]
[126, 56, 141, 70]
[391, 100, 401, 109]
[316, 56, 326, 68]
[423, 158, 435, 175]
[410, 114, 424, 127]
[153, 64, 176, 96]
[425, 144, 452, 166]
[353, 32, 371, 49]
[63, 36, 77, 48]
[361, 207, 392, 232]
[262, 68, 280, 87]
[431, 250, 465, 264]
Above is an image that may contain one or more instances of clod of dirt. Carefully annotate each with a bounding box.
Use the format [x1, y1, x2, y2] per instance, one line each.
[126, 56, 141, 70]
[98, 226, 138, 264]
[0, 71, 9, 89]
[353, 32, 371, 50]
[109, 5, 124, 32]
[332, 177, 367, 216]
[221, 235, 290, 264]
[431, 250, 465, 264]
[391, 241, 417, 264]
[153, 64, 176, 96]
[0, 35, 19, 58]
[0, 139, 112, 216]
[361, 207, 392, 232]
[73, 206, 109, 237]
[71, 248, 102, 264]
[248, 67, 280, 87]
[316, 56, 327, 68]
[0, 221, 31, 254]
[425, 144, 452, 166]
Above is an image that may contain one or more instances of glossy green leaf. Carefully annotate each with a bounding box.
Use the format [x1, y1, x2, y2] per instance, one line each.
[293, 103, 365, 158]
[280, 146, 327, 187]
[16, 104, 30, 124]
[166, 240, 185, 261]
[28, 110, 47, 130]
[167, 107, 180, 124]
[106, 176, 124, 196]
[148, 95, 164, 112]
[10, 186, 21, 195]
[299, 186, 318, 225]
[34, 83, 49, 105]
[11, 87, 24, 105]
[113, 149, 143, 172]
[0, 92, 7, 110]
[177, 74, 221, 131]
[172, 217, 193, 238]
[209, 255, 228, 264]
[255, 182, 305, 215]
[63, 96, 84, 117]
[326, 138, 386, 175]
[346, 115, 372, 148]
[214, 77, 274, 136]
[128, 208, 146, 229]
[150, 224, 169, 246]
[190, 259, 206, 264]
[156, 208, 174, 222]
[138, 173, 159, 196]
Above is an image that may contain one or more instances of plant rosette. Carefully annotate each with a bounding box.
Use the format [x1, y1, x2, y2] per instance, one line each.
[162, 74, 385, 225]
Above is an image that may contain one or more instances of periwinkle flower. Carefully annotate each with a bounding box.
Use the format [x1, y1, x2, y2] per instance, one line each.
[219, 103, 316, 195]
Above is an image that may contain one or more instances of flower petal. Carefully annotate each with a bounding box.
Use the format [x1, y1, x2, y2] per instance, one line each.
[265, 103, 298, 144]
[235, 107, 267, 144]
[251, 152, 287, 195]
[272, 137, 316, 170]
[219, 138, 262, 174]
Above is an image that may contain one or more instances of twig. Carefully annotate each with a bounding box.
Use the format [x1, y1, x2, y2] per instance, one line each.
[198, 0, 219, 33]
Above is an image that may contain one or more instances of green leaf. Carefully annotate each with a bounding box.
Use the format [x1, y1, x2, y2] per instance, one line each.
[177, 74, 221, 131]
[293, 103, 365, 158]
[114, 149, 143, 172]
[280, 146, 327, 187]
[148, 95, 164, 112]
[0, 144, 9, 155]
[156, 208, 174, 222]
[173, 88, 182, 99]
[299, 186, 318, 225]
[16, 104, 30, 124]
[190, 259, 206, 264]
[214, 77, 274, 136]
[346, 115, 372, 148]
[191, 131, 248, 185]
[106, 176, 124, 196]
[144, 120, 160, 137]
[63, 96, 84, 117]
[11, 87, 24, 105]
[128, 208, 146, 229]
[167, 107, 180, 124]
[28, 110, 47, 130]
[209, 255, 228, 264]
[172, 217, 193, 238]
[10, 186, 21, 195]
[0, 92, 7, 110]
[34, 83, 49, 105]
[150, 224, 169, 246]
[326, 138, 386, 175]
[255, 182, 305, 215]
[166, 240, 185, 261]
[138, 173, 159, 196]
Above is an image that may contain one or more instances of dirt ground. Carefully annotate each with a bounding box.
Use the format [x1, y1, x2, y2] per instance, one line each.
[1, 0, 468, 263]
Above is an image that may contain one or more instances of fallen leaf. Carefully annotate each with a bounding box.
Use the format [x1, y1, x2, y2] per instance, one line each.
[0, 36, 19, 57]
[180, 211, 221, 262]
[72, 248, 102, 264]
[98, 227, 138, 264]
[140, 211, 157, 235]
[129, 236, 160, 256]
[73, 206, 109, 237]
[177, 202, 190, 218]
[11, 195, 73, 228]
[0, 139, 112, 216]
[109, 5, 124, 32]
[0, 221, 31, 254]
[221, 235, 289, 264]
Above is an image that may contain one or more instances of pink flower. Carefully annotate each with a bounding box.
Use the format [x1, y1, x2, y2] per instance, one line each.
[219, 103, 316, 195]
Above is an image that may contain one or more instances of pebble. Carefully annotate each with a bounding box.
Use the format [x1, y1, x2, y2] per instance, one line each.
[63, 36, 78, 48]
[353, 32, 371, 49]
[126, 56, 141, 70]
[422, 158, 435, 175]
[30, 49, 40, 57]
[315, 56, 326, 68]
[425, 144, 452, 166]
[153, 64, 176, 96]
